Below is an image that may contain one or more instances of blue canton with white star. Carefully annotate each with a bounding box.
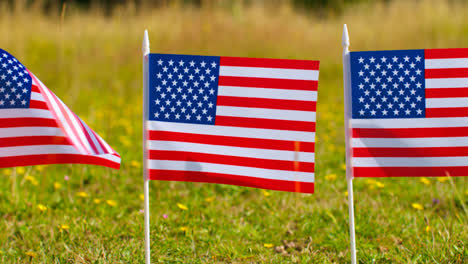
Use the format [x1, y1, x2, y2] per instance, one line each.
[0, 49, 32, 109]
[350, 50, 425, 119]
[149, 54, 220, 125]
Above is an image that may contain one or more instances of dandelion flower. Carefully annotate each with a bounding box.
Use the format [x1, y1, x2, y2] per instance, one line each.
[411, 203, 424, 210]
[325, 174, 337, 181]
[2, 168, 12, 176]
[53, 182, 62, 190]
[139, 194, 145, 201]
[58, 224, 70, 232]
[25, 175, 39, 186]
[76, 191, 88, 198]
[25, 252, 37, 257]
[16, 167, 25, 174]
[93, 198, 101, 204]
[420, 177, 431, 185]
[204, 196, 215, 202]
[262, 190, 271, 197]
[106, 200, 117, 207]
[341, 163, 347, 171]
[344, 191, 348, 196]
[177, 203, 188, 210]
[437, 177, 449, 183]
[375, 181, 385, 188]
[263, 243, 274, 248]
[425, 226, 431, 232]
[37, 204, 47, 212]
[179, 226, 188, 232]
[130, 160, 141, 168]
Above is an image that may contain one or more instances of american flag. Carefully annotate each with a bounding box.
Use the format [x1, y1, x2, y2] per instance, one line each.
[349, 48, 468, 177]
[0, 49, 120, 169]
[146, 54, 318, 193]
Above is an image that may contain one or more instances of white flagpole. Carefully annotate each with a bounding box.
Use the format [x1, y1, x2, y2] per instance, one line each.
[142, 29, 151, 264]
[342, 24, 357, 264]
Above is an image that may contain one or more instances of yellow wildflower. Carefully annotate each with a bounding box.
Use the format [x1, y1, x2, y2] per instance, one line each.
[341, 163, 347, 171]
[425, 226, 431, 232]
[420, 177, 431, 185]
[2, 168, 12, 176]
[411, 203, 424, 210]
[53, 182, 62, 190]
[58, 224, 70, 232]
[119, 136, 132, 147]
[437, 177, 449, 183]
[375, 181, 385, 188]
[179, 226, 188, 232]
[25, 175, 39, 186]
[263, 243, 274, 248]
[465, 189, 468, 195]
[25, 252, 37, 257]
[205, 196, 215, 203]
[262, 190, 271, 197]
[130, 160, 141, 168]
[344, 191, 348, 196]
[16, 167, 25, 174]
[93, 198, 101, 204]
[139, 194, 145, 201]
[37, 204, 47, 212]
[106, 200, 117, 207]
[35, 165, 45, 172]
[325, 174, 337, 181]
[177, 203, 188, 210]
[76, 191, 88, 198]
[366, 179, 377, 185]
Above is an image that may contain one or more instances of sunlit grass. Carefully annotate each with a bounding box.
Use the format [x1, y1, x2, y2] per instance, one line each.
[0, 0, 467, 263]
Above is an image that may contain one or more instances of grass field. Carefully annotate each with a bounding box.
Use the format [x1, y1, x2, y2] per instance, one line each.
[0, 0, 467, 263]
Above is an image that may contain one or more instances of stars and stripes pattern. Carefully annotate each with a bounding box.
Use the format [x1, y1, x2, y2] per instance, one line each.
[349, 48, 468, 177]
[147, 54, 318, 193]
[0, 49, 120, 169]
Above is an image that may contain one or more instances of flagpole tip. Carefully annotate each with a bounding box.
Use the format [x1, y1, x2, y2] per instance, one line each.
[143, 30, 150, 55]
[342, 24, 350, 48]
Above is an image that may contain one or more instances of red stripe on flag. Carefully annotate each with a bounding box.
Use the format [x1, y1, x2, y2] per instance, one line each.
[353, 146, 468, 157]
[220, 56, 319, 70]
[353, 166, 468, 177]
[0, 136, 70, 147]
[0, 118, 58, 128]
[149, 150, 315, 172]
[148, 170, 314, 193]
[29, 100, 49, 110]
[425, 48, 468, 59]
[426, 88, 468, 98]
[31, 85, 40, 93]
[215, 116, 316, 132]
[218, 76, 318, 91]
[148, 131, 315, 152]
[0, 154, 120, 169]
[426, 107, 468, 118]
[352, 127, 468, 138]
[217, 96, 316, 111]
[74, 113, 99, 154]
[425, 68, 468, 78]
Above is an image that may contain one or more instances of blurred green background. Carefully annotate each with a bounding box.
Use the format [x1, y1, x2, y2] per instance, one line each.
[0, 0, 467, 263]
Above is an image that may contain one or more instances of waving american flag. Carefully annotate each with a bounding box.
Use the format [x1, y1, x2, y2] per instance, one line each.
[349, 48, 468, 177]
[146, 54, 318, 193]
[0, 49, 120, 169]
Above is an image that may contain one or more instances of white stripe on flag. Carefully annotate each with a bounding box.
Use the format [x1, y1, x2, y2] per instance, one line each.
[148, 140, 315, 162]
[353, 156, 468, 167]
[425, 58, 468, 69]
[426, 98, 468, 108]
[218, 86, 317, 101]
[352, 137, 468, 148]
[148, 160, 315, 182]
[31, 92, 45, 102]
[351, 117, 468, 128]
[425, 78, 468, 89]
[0, 127, 64, 138]
[216, 106, 316, 122]
[219, 66, 319, 80]
[0, 109, 54, 119]
[0, 145, 78, 157]
[147, 121, 315, 142]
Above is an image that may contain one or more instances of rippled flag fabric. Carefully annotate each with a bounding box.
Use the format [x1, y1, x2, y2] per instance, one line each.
[349, 48, 468, 177]
[0, 49, 120, 169]
[146, 54, 319, 193]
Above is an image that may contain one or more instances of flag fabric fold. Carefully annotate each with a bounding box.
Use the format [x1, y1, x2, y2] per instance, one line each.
[348, 48, 468, 177]
[146, 54, 318, 193]
[0, 49, 120, 169]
